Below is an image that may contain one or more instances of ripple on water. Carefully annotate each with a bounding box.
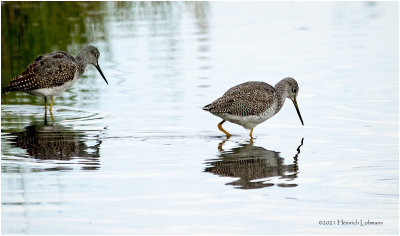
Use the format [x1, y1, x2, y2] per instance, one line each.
[204, 138, 304, 189]
[1, 104, 107, 172]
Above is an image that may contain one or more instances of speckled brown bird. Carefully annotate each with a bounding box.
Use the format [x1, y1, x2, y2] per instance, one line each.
[2, 45, 108, 113]
[203, 77, 304, 138]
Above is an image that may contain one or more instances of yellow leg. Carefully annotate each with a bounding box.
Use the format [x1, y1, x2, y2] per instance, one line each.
[50, 110, 55, 123]
[218, 120, 232, 138]
[249, 128, 254, 138]
[49, 97, 55, 112]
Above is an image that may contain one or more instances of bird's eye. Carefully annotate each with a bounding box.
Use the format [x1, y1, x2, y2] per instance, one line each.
[292, 88, 297, 93]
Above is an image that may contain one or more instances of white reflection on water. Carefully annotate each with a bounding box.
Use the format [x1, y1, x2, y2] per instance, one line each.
[1, 1, 398, 234]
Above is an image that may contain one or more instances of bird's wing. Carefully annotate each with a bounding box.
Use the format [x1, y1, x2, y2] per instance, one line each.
[5, 51, 78, 92]
[203, 81, 277, 116]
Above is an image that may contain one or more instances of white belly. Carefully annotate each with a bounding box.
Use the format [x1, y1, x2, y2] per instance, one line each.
[28, 75, 78, 97]
[221, 113, 274, 129]
[212, 102, 278, 130]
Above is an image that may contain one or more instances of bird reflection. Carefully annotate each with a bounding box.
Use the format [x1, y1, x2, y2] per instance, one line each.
[205, 138, 304, 189]
[7, 121, 102, 171]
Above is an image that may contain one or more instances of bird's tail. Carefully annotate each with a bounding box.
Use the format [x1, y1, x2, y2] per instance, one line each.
[202, 104, 212, 111]
[2, 86, 10, 95]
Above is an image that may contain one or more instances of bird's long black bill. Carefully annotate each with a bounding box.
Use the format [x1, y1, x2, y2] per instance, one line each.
[95, 64, 108, 85]
[292, 97, 304, 126]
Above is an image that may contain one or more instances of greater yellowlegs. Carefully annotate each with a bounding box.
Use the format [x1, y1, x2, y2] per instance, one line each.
[203, 77, 304, 138]
[2, 45, 108, 113]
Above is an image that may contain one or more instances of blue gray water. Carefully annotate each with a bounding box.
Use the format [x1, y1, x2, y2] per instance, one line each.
[1, 2, 398, 234]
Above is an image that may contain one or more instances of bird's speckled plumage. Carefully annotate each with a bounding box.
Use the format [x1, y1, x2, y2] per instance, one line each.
[203, 77, 304, 138]
[2, 45, 108, 117]
[3, 51, 79, 93]
[3, 45, 106, 95]
[203, 81, 277, 117]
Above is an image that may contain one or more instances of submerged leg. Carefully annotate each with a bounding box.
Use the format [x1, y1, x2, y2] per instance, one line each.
[249, 128, 254, 138]
[49, 97, 55, 122]
[49, 97, 55, 112]
[50, 110, 55, 123]
[218, 120, 232, 138]
[44, 97, 48, 111]
[218, 137, 230, 151]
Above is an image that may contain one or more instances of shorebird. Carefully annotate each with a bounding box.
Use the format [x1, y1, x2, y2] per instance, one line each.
[2, 45, 108, 113]
[203, 77, 304, 138]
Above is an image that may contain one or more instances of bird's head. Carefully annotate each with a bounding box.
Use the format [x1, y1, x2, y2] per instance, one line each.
[81, 45, 108, 85]
[284, 77, 304, 126]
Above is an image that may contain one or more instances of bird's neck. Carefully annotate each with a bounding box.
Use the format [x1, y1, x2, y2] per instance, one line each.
[274, 80, 290, 114]
[75, 51, 89, 76]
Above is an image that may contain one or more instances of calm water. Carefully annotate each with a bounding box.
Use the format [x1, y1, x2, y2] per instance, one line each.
[1, 1, 398, 234]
